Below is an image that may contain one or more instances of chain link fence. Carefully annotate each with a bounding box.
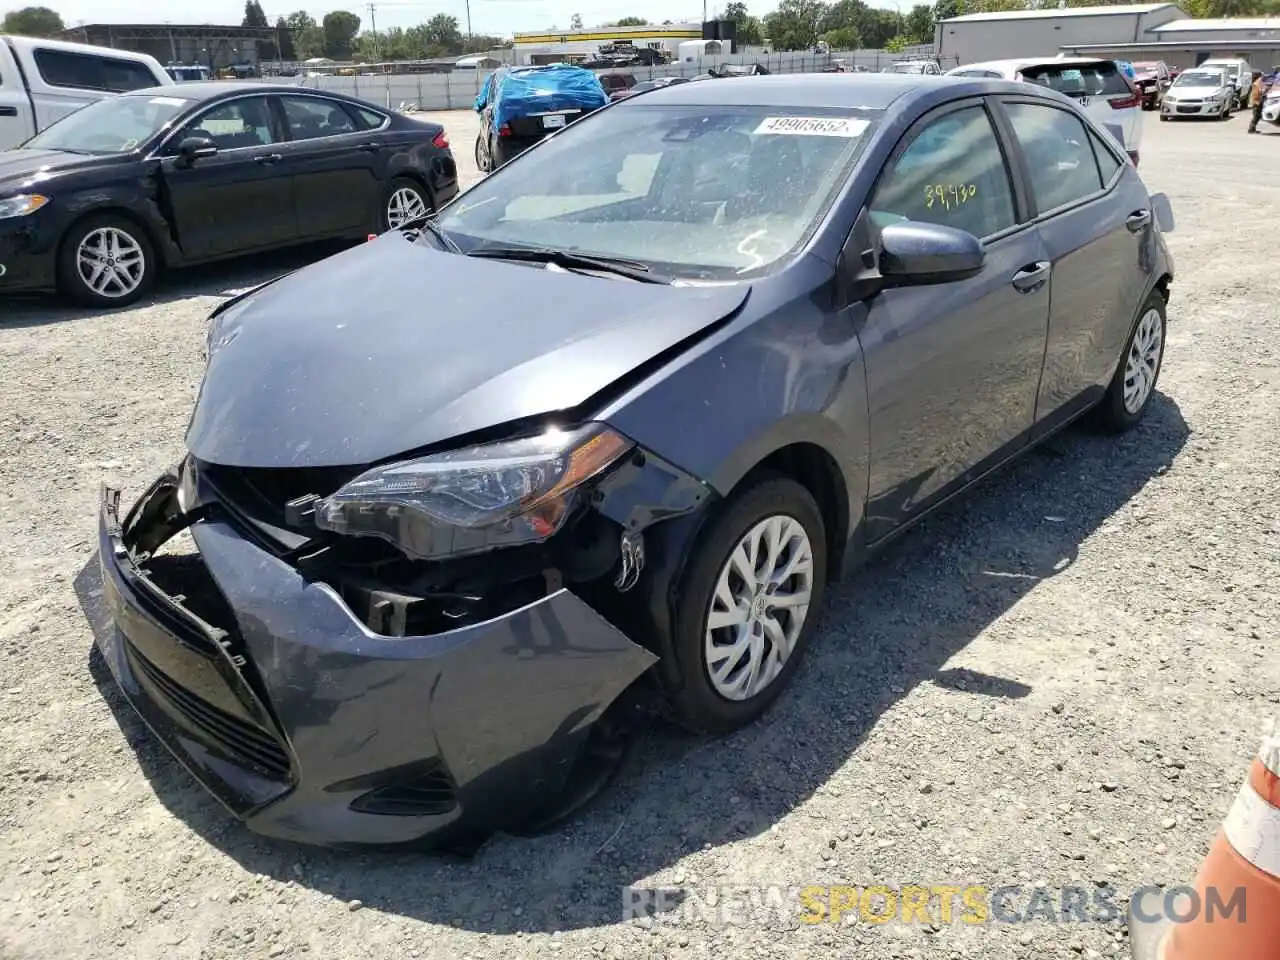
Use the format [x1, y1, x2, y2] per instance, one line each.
[289, 51, 960, 112]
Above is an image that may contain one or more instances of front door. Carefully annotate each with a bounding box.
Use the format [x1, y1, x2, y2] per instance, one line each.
[858, 100, 1051, 541]
[998, 98, 1148, 427]
[273, 95, 383, 238]
[158, 95, 296, 260]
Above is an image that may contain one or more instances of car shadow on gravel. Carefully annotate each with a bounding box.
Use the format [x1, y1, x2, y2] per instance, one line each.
[75, 393, 1190, 935]
[0, 240, 354, 329]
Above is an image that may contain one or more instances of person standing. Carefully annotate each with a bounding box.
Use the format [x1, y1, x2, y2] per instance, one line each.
[1248, 69, 1267, 133]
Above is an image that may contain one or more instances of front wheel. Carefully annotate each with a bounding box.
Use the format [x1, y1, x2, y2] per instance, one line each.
[57, 214, 155, 309]
[1095, 290, 1166, 433]
[665, 476, 828, 734]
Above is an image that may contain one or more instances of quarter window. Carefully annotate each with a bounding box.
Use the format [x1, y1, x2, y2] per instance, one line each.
[182, 97, 278, 150]
[1004, 102, 1103, 213]
[1088, 129, 1122, 185]
[869, 105, 1017, 240]
[279, 95, 359, 140]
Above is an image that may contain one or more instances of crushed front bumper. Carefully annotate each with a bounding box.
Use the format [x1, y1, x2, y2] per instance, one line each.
[94, 476, 657, 848]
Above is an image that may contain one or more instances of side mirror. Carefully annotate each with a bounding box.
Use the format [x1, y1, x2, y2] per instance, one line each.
[176, 136, 217, 164]
[878, 221, 985, 285]
[1149, 192, 1175, 233]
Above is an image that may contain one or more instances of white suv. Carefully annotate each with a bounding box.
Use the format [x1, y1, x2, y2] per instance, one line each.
[1199, 58, 1252, 108]
[947, 57, 1143, 165]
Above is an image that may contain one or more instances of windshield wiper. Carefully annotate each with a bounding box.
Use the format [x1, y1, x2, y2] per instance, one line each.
[465, 245, 673, 284]
[401, 215, 461, 253]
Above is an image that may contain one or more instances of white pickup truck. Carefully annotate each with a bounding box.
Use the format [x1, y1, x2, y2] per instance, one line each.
[0, 34, 172, 150]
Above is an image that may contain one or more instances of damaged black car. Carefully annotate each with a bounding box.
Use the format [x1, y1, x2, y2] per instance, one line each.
[95, 74, 1174, 849]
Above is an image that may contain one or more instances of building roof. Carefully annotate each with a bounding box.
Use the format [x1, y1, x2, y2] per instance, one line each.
[60, 23, 278, 39]
[1151, 17, 1280, 32]
[941, 3, 1179, 23]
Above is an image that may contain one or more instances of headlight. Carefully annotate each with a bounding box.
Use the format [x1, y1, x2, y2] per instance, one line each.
[0, 194, 50, 219]
[314, 424, 634, 561]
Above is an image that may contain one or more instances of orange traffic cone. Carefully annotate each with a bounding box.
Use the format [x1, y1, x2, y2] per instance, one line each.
[1129, 729, 1280, 959]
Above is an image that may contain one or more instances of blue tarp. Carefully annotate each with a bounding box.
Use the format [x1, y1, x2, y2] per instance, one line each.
[474, 65, 608, 129]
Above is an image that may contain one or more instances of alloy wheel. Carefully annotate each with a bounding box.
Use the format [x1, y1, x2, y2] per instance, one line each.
[386, 187, 428, 230]
[1123, 307, 1164, 414]
[76, 227, 146, 300]
[704, 514, 815, 702]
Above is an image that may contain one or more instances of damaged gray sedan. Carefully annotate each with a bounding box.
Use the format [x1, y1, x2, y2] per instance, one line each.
[95, 74, 1174, 849]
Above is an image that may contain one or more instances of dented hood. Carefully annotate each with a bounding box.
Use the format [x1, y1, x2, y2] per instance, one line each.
[186, 236, 748, 468]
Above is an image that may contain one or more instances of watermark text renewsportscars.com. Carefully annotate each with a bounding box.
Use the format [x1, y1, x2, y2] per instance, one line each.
[621, 884, 1248, 927]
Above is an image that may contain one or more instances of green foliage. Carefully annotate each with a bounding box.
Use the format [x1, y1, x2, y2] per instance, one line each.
[322, 9, 361, 59]
[242, 0, 268, 28]
[1, 5, 63, 36]
[614, 16, 649, 25]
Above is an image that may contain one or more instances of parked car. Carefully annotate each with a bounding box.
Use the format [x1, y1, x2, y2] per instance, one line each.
[1159, 67, 1234, 121]
[947, 58, 1143, 165]
[883, 59, 942, 75]
[708, 62, 771, 77]
[94, 73, 1174, 850]
[1199, 57, 1252, 109]
[0, 82, 457, 307]
[608, 76, 690, 100]
[474, 64, 607, 171]
[1262, 79, 1280, 125]
[164, 63, 212, 83]
[1131, 61, 1172, 110]
[0, 35, 173, 151]
[600, 71, 637, 101]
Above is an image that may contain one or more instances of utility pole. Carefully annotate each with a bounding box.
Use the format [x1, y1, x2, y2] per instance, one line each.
[368, 2, 379, 61]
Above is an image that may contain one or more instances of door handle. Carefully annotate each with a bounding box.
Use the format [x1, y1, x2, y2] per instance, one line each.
[1126, 210, 1152, 233]
[0, 106, 17, 117]
[254, 153, 283, 165]
[1011, 261, 1050, 293]
[357, 141, 381, 152]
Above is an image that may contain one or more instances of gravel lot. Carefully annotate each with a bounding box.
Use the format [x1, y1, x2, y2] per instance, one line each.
[2, 111, 1278, 960]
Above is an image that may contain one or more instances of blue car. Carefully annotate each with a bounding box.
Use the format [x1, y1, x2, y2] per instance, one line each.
[474, 63, 607, 171]
[96, 74, 1174, 850]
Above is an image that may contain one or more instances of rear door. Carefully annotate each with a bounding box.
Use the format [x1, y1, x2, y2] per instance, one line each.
[0, 45, 36, 148]
[1019, 60, 1142, 159]
[996, 97, 1151, 430]
[158, 95, 297, 259]
[272, 94, 384, 238]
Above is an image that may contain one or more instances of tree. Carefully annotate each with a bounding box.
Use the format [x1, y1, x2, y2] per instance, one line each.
[904, 3, 934, 42]
[2, 5, 63, 36]
[763, 0, 828, 50]
[724, 2, 765, 44]
[821, 25, 861, 47]
[322, 10, 361, 59]
[932, 0, 962, 19]
[614, 15, 648, 24]
[275, 16, 297, 59]
[424, 12, 462, 52]
[242, 0, 268, 28]
[570, 12, 584, 29]
[284, 11, 324, 58]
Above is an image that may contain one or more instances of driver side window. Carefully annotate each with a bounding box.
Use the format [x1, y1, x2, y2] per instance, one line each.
[179, 97, 278, 151]
[869, 105, 1017, 240]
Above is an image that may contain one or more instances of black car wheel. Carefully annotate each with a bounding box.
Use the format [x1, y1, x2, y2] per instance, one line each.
[57, 213, 156, 309]
[474, 133, 491, 173]
[666, 475, 827, 734]
[1095, 289, 1167, 433]
[381, 177, 431, 231]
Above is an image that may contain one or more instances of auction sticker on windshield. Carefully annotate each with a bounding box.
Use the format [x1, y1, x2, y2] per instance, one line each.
[754, 116, 869, 137]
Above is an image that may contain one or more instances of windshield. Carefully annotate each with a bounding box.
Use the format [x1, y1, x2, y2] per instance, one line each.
[437, 104, 875, 280]
[1174, 70, 1225, 86]
[22, 93, 192, 154]
[1019, 62, 1130, 96]
[886, 62, 925, 73]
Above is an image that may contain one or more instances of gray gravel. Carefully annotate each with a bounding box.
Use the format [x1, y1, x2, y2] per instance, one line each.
[2, 112, 1278, 960]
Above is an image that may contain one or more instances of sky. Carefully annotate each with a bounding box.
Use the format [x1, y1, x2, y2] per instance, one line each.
[43, 0, 742, 38]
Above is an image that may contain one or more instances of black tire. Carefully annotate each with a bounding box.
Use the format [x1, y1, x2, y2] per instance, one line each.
[490, 134, 505, 169]
[474, 133, 490, 173]
[1094, 289, 1167, 433]
[665, 475, 828, 734]
[1159, 114, 1169, 122]
[57, 213, 156, 309]
[380, 176, 432, 232]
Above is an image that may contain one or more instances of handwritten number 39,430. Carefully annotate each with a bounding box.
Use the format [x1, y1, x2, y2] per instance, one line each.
[925, 184, 978, 210]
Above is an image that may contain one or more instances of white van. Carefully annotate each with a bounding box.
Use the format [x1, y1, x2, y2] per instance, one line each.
[0, 35, 172, 150]
[1199, 58, 1252, 109]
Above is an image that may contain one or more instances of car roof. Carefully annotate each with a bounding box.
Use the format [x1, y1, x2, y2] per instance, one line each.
[628, 72, 971, 109]
[956, 56, 1115, 73]
[120, 81, 349, 100]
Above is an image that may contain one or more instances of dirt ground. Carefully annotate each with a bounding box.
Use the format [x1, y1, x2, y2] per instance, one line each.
[2, 110, 1278, 960]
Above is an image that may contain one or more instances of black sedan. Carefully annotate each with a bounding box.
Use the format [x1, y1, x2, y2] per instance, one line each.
[0, 82, 457, 307]
[96, 74, 1173, 850]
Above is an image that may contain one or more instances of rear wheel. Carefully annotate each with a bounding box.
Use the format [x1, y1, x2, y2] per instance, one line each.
[1094, 290, 1166, 433]
[381, 177, 431, 231]
[474, 133, 491, 173]
[665, 476, 827, 734]
[57, 214, 155, 309]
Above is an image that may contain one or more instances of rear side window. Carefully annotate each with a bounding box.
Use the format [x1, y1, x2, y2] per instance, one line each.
[1020, 61, 1130, 97]
[1088, 129, 1122, 184]
[353, 105, 387, 129]
[1004, 102, 1102, 213]
[35, 50, 158, 92]
[870, 105, 1017, 240]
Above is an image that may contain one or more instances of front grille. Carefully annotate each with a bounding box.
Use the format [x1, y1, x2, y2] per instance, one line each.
[128, 643, 292, 779]
[348, 761, 458, 817]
